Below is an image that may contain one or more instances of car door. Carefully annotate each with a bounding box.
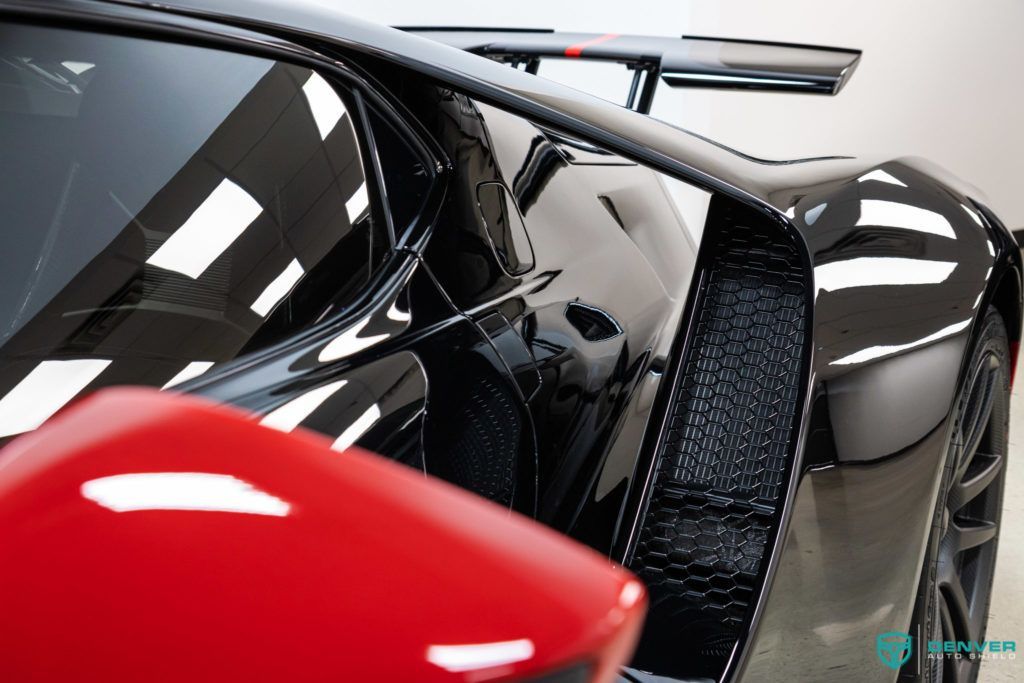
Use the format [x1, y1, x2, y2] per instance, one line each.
[0, 20, 537, 512]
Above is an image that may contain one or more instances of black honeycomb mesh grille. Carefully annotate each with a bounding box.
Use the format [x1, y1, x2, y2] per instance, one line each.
[628, 216, 807, 676]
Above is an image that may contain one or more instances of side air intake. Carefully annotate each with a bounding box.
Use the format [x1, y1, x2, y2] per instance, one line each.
[627, 201, 809, 680]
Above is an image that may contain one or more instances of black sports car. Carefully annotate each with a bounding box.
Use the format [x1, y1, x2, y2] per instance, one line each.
[0, 1, 1019, 682]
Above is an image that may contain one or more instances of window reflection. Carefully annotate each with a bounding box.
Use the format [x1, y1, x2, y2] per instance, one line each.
[0, 25, 388, 430]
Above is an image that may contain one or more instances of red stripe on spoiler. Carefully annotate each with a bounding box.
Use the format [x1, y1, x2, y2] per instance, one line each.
[565, 33, 620, 57]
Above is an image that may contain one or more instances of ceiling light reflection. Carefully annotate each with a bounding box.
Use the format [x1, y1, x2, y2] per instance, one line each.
[318, 317, 389, 363]
[251, 259, 305, 317]
[664, 72, 815, 88]
[855, 200, 955, 239]
[0, 359, 111, 437]
[815, 257, 956, 293]
[302, 71, 346, 140]
[858, 169, 906, 187]
[331, 403, 381, 452]
[426, 639, 535, 673]
[804, 202, 827, 226]
[830, 319, 971, 366]
[147, 178, 262, 279]
[619, 580, 644, 608]
[61, 61, 95, 75]
[386, 301, 411, 323]
[260, 380, 348, 433]
[962, 203, 985, 228]
[345, 182, 369, 224]
[162, 361, 214, 390]
[81, 472, 289, 516]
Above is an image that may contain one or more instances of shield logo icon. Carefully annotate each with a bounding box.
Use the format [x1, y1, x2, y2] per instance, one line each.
[877, 631, 913, 670]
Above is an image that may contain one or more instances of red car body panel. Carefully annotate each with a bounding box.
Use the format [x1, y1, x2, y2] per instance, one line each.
[0, 388, 645, 682]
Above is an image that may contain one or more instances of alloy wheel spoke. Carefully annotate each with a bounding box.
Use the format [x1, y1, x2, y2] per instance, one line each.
[938, 596, 964, 683]
[941, 579, 975, 645]
[929, 339, 1006, 683]
[950, 452, 1003, 511]
[951, 518, 998, 552]
[956, 356, 998, 479]
[954, 658, 974, 683]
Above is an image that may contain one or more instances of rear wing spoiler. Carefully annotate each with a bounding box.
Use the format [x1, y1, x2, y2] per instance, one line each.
[401, 28, 860, 113]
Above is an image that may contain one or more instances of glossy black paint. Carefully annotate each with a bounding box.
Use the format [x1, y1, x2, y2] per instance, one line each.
[476, 181, 535, 276]
[395, 89, 695, 535]
[736, 162, 1022, 682]
[1, 2, 1021, 683]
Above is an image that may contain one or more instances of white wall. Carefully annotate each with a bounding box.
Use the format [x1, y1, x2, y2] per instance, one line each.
[317, 0, 1024, 227]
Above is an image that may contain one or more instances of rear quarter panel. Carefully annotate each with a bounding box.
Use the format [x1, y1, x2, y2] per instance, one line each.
[739, 158, 1019, 682]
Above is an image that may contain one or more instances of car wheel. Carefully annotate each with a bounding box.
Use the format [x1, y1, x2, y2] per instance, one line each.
[913, 306, 1010, 683]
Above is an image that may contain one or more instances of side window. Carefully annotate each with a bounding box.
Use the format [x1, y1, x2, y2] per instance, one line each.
[0, 23, 389, 437]
[363, 106, 434, 243]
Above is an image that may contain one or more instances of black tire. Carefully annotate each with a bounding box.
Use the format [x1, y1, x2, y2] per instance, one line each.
[911, 307, 1010, 683]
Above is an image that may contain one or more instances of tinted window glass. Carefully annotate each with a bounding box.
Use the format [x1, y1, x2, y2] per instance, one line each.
[366, 108, 432, 235]
[0, 23, 387, 438]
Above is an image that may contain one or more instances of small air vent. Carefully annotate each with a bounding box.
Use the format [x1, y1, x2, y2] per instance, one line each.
[565, 301, 622, 342]
[426, 361, 521, 506]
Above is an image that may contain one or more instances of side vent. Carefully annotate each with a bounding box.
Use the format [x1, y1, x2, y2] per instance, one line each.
[565, 302, 623, 342]
[627, 204, 809, 679]
[425, 356, 522, 507]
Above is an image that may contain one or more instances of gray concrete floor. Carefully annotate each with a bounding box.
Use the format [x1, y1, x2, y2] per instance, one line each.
[981, 349, 1023, 681]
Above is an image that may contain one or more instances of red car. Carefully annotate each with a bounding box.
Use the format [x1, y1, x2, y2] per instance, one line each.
[0, 388, 646, 682]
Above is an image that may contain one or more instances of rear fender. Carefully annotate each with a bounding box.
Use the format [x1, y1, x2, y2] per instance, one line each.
[737, 157, 1020, 682]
